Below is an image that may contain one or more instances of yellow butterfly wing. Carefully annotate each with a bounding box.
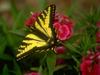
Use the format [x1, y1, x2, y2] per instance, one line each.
[31, 5, 55, 39]
[16, 5, 56, 61]
[16, 33, 48, 60]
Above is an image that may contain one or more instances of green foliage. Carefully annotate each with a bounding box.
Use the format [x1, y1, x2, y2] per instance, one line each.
[2, 65, 9, 75]
[46, 51, 56, 75]
[13, 60, 22, 75]
[37, 0, 47, 9]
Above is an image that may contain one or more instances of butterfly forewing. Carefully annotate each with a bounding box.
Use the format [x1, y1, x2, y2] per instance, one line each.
[32, 5, 55, 38]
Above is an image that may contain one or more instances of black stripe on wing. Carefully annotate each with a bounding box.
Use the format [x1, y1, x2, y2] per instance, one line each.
[17, 46, 50, 61]
[49, 5, 57, 43]
[30, 27, 48, 41]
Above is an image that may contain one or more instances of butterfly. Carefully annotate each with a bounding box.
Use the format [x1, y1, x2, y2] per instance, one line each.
[16, 4, 57, 61]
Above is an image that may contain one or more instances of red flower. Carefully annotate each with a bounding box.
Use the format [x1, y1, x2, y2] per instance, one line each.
[25, 12, 40, 27]
[96, 46, 100, 51]
[80, 51, 93, 75]
[96, 32, 100, 43]
[54, 13, 73, 41]
[55, 46, 65, 54]
[89, 52, 100, 75]
[24, 72, 40, 75]
[96, 21, 100, 51]
[56, 58, 65, 65]
[96, 21, 100, 28]
[80, 51, 100, 75]
[89, 64, 100, 75]
[94, 52, 100, 64]
[54, 46, 65, 65]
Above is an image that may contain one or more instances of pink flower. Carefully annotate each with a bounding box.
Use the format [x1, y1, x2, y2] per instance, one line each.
[56, 58, 65, 65]
[80, 51, 100, 75]
[96, 32, 100, 43]
[55, 46, 65, 54]
[96, 21, 100, 28]
[54, 46, 65, 65]
[80, 52, 93, 75]
[89, 64, 100, 75]
[89, 52, 100, 75]
[94, 52, 100, 64]
[80, 60, 92, 75]
[54, 13, 73, 41]
[24, 72, 40, 75]
[96, 46, 100, 51]
[54, 23, 72, 41]
[96, 21, 100, 51]
[25, 12, 40, 27]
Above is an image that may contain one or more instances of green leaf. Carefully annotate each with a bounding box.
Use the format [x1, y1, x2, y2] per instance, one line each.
[31, 67, 39, 71]
[46, 51, 56, 75]
[66, 34, 81, 44]
[13, 9, 27, 30]
[9, 30, 25, 37]
[9, 0, 18, 20]
[65, 43, 81, 55]
[72, 55, 80, 64]
[0, 17, 15, 48]
[2, 65, 9, 75]
[13, 60, 22, 75]
[80, 32, 92, 54]
[39, 66, 48, 75]
[0, 36, 6, 54]
[54, 64, 67, 71]
[0, 54, 12, 61]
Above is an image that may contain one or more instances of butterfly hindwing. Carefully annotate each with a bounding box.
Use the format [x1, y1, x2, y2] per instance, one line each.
[16, 33, 47, 60]
[16, 5, 56, 61]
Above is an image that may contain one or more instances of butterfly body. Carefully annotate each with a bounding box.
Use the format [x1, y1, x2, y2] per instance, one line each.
[16, 5, 56, 61]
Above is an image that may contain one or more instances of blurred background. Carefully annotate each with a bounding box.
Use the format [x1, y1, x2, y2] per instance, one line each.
[0, 0, 100, 75]
[0, 0, 100, 29]
[0, 0, 100, 35]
